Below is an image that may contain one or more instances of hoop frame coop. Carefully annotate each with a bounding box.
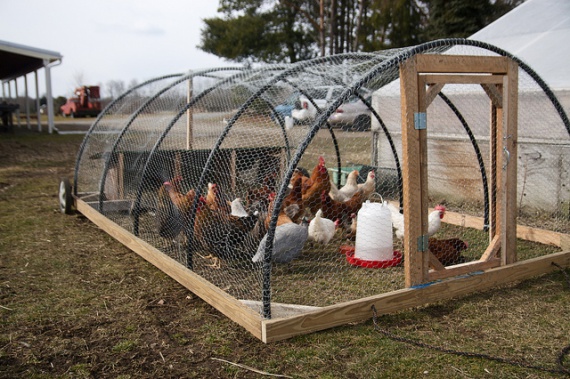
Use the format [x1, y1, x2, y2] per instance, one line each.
[59, 39, 570, 342]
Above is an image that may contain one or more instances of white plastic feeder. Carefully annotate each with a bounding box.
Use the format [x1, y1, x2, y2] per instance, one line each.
[354, 200, 394, 261]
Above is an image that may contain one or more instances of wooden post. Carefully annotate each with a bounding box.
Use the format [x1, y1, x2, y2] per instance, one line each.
[417, 75, 430, 280]
[118, 152, 124, 199]
[489, 103, 499, 242]
[400, 56, 425, 286]
[502, 60, 518, 264]
[186, 77, 193, 150]
[400, 55, 518, 284]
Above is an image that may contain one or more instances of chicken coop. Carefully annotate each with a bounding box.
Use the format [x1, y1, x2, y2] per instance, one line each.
[59, 38, 570, 342]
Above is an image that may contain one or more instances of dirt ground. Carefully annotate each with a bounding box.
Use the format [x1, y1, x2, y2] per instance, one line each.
[1, 129, 569, 379]
[0, 131, 270, 378]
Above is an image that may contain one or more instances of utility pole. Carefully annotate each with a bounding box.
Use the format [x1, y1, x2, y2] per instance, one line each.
[320, 0, 325, 56]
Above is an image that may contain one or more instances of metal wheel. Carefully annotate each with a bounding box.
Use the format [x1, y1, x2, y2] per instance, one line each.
[59, 178, 74, 214]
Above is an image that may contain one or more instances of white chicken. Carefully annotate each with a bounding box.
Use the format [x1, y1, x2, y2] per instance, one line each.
[329, 170, 359, 202]
[357, 170, 376, 199]
[284, 116, 294, 130]
[308, 209, 338, 245]
[387, 202, 446, 239]
[230, 197, 249, 217]
[252, 221, 309, 264]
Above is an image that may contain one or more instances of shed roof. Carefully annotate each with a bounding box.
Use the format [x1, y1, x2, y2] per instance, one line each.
[0, 39, 62, 81]
[469, 0, 570, 90]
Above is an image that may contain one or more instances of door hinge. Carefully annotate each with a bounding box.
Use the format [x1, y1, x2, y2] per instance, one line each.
[414, 112, 427, 130]
[417, 235, 429, 252]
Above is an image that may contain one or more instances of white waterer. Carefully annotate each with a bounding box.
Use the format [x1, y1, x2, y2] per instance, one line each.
[354, 200, 394, 261]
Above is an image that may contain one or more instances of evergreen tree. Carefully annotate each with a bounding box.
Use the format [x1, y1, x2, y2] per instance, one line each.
[424, 0, 513, 40]
[198, 0, 523, 63]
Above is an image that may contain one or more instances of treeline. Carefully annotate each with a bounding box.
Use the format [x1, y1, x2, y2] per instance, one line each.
[198, 0, 523, 63]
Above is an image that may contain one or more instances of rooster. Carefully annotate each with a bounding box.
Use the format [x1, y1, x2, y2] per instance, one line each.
[428, 238, 468, 266]
[302, 156, 331, 215]
[387, 203, 446, 240]
[308, 209, 339, 245]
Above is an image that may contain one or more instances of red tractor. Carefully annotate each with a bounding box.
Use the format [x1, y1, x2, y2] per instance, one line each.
[60, 85, 102, 118]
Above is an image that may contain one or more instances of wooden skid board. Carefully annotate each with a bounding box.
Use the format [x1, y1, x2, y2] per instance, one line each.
[76, 199, 264, 339]
[76, 199, 570, 344]
[442, 209, 568, 248]
[262, 250, 570, 342]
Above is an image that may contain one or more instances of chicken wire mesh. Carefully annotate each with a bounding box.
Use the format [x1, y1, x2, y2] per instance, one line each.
[72, 39, 569, 319]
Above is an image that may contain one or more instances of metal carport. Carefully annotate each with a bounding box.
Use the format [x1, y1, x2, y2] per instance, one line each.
[0, 40, 62, 133]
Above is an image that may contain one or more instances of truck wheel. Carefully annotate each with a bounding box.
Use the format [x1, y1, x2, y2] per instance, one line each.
[58, 178, 74, 214]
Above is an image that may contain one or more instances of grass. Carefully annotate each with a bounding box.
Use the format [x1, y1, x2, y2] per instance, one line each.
[0, 129, 569, 378]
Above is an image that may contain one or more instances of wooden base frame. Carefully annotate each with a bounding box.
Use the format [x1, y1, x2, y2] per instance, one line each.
[72, 54, 568, 343]
[76, 198, 570, 343]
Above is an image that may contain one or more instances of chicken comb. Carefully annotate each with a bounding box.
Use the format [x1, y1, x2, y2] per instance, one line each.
[434, 204, 445, 218]
[318, 156, 325, 165]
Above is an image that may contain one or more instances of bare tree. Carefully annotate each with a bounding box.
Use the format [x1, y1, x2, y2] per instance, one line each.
[72, 71, 86, 88]
[105, 80, 126, 100]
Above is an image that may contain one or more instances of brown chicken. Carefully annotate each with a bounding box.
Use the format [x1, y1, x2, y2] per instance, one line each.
[428, 238, 468, 266]
[205, 182, 231, 213]
[302, 156, 331, 215]
[290, 168, 310, 190]
[344, 212, 358, 241]
[164, 182, 197, 215]
[192, 196, 224, 267]
[156, 178, 196, 240]
[264, 192, 294, 230]
[320, 188, 366, 225]
[283, 175, 305, 223]
[246, 171, 277, 212]
[194, 184, 260, 267]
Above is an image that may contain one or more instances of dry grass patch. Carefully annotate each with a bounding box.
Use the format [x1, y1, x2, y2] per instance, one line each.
[0, 129, 568, 378]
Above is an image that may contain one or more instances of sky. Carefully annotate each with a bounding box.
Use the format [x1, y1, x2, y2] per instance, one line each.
[1, 0, 232, 98]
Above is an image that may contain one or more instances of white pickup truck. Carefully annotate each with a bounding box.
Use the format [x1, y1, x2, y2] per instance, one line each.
[291, 85, 372, 131]
[291, 86, 345, 122]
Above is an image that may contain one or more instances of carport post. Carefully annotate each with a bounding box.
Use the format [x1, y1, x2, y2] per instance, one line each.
[43, 59, 55, 134]
[34, 71, 41, 132]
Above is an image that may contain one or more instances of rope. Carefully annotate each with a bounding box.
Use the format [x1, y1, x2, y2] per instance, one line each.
[370, 263, 570, 376]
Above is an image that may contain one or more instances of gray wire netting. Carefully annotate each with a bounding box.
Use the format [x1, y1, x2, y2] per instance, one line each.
[73, 39, 569, 318]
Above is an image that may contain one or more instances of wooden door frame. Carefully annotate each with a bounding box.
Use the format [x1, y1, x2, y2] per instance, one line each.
[400, 54, 518, 286]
